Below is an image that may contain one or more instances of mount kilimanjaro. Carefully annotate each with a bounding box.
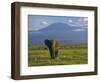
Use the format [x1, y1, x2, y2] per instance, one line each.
[28, 22, 87, 45]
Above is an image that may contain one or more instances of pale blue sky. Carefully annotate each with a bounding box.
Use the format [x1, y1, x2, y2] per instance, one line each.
[28, 15, 88, 31]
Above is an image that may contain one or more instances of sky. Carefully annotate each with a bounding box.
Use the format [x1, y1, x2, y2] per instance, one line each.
[28, 15, 88, 31]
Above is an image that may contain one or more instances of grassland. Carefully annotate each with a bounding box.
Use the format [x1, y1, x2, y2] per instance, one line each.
[28, 44, 87, 66]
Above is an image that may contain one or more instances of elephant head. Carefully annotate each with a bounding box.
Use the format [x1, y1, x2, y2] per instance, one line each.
[44, 39, 59, 59]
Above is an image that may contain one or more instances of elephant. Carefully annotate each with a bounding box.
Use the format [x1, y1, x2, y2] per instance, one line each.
[44, 39, 59, 59]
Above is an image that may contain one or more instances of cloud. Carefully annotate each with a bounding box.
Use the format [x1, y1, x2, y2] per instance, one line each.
[67, 17, 88, 27]
[40, 21, 48, 26]
[32, 28, 39, 31]
[78, 17, 88, 23]
[83, 18, 88, 22]
[73, 28, 86, 32]
[68, 19, 73, 23]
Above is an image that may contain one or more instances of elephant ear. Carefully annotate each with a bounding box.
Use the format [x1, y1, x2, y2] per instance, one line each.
[44, 39, 52, 47]
[44, 39, 48, 45]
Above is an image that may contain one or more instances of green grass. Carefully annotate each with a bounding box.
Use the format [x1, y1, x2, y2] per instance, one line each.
[28, 44, 87, 66]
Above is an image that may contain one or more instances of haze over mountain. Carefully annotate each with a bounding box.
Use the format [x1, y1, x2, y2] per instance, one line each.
[28, 22, 87, 45]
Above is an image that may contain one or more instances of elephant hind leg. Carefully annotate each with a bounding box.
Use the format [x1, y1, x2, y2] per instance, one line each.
[55, 49, 58, 58]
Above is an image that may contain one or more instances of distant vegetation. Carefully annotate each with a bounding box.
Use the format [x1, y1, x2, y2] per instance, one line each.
[28, 44, 87, 66]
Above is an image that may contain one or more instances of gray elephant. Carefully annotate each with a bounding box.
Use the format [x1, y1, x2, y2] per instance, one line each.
[44, 39, 59, 59]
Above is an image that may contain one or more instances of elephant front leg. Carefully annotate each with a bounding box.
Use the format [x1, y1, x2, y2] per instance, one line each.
[52, 48, 56, 59]
[49, 48, 54, 59]
[49, 48, 55, 59]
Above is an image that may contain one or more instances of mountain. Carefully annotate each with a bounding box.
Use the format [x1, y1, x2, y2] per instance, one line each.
[28, 22, 87, 45]
[38, 22, 79, 32]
